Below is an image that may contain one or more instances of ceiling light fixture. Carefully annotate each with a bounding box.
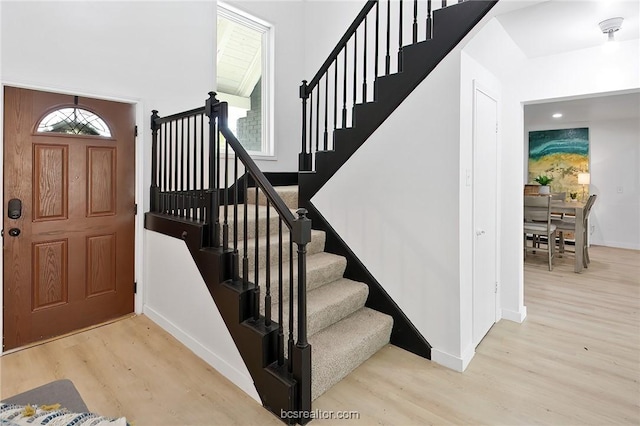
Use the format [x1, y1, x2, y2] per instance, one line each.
[552, 113, 563, 118]
[599, 17, 624, 42]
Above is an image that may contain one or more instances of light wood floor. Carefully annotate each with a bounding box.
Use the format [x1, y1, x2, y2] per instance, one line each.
[1, 245, 638, 425]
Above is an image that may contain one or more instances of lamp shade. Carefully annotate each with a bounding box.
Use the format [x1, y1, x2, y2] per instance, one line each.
[578, 173, 591, 185]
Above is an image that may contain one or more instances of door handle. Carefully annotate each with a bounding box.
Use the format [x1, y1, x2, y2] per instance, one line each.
[476, 229, 486, 236]
[8, 198, 22, 219]
[8, 228, 21, 237]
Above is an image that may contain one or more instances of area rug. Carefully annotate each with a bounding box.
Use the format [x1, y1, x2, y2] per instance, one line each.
[1, 379, 127, 425]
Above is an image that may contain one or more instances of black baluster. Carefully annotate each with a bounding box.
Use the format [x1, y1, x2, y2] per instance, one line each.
[233, 150, 239, 280]
[342, 47, 348, 127]
[363, 16, 368, 102]
[253, 187, 260, 321]
[243, 172, 249, 285]
[200, 113, 204, 191]
[160, 122, 166, 212]
[265, 201, 271, 327]
[323, 75, 329, 150]
[180, 117, 185, 218]
[186, 116, 192, 219]
[385, 0, 391, 74]
[426, 0, 432, 40]
[333, 61, 338, 135]
[277, 219, 284, 366]
[413, 0, 418, 43]
[309, 91, 314, 153]
[287, 236, 294, 373]
[442, 0, 447, 7]
[169, 121, 174, 214]
[398, 0, 403, 72]
[223, 118, 229, 251]
[150, 110, 159, 212]
[375, 0, 380, 95]
[353, 29, 357, 111]
[315, 87, 320, 153]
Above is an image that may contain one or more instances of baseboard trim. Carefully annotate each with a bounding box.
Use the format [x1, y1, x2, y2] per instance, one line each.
[431, 346, 475, 372]
[143, 305, 260, 403]
[501, 306, 527, 323]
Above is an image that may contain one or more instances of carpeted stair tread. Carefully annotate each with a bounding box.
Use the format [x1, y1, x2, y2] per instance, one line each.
[309, 307, 393, 400]
[217, 203, 296, 243]
[244, 229, 326, 271]
[255, 252, 347, 303]
[257, 185, 298, 210]
[271, 278, 369, 339]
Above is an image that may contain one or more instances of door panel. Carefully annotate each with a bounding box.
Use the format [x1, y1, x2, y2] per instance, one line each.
[473, 84, 498, 347]
[3, 86, 135, 350]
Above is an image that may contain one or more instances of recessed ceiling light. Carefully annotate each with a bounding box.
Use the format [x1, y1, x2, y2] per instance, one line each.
[552, 113, 563, 118]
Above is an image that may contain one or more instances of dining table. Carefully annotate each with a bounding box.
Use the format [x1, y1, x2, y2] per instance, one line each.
[550, 200, 586, 273]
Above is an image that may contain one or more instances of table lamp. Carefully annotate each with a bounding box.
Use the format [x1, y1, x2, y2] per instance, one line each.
[578, 173, 590, 201]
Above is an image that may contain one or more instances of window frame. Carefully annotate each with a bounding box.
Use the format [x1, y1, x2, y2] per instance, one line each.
[217, 3, 274, 159]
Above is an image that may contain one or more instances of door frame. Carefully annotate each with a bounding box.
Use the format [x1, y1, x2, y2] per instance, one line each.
[0, 81, 145, 354]
[471, 79, 502, 345]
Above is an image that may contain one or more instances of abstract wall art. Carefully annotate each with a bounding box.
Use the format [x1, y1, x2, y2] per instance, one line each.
[528, 128, 589, 198]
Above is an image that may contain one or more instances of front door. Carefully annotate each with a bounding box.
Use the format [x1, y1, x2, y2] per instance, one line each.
[3, 87, 135, 350]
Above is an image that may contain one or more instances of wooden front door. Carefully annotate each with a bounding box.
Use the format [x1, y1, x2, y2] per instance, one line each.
[3, 87, 136, 350]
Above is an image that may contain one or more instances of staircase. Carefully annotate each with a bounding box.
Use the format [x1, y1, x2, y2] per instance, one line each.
[145, 0, 498, 423]
[257, 186, 393, 399]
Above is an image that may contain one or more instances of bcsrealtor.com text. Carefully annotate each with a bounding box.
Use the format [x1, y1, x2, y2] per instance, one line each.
[281, 409, 361, 420]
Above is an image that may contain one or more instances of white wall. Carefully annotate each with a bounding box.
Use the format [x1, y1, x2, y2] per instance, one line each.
[313, 51, 465, 363]
[526, 117, 640, 250]
[144, 232, 260, 400]
[302, 0, 372, 79]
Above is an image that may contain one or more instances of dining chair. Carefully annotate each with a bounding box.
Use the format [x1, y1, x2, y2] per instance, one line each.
[524, 195, 557, 271]
[550, 192, 566, 219]
[553, 194, 597, 267]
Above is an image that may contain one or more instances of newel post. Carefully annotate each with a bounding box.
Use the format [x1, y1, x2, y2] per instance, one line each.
[292, 208, 312, 421]
[299, 81, 312, 172]
[205, 91, 221, 248]
[150, 110, 160, 212]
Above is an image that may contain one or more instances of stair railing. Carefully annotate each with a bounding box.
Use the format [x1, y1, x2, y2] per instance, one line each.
[299, 0, 464, 171]
[150, 92, 312, 419]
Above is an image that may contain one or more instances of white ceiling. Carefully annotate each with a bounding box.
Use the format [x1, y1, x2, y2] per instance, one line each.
[524, 91, 640, 127]
[494, 1, 640, 128]
[496, 0, 640, 59]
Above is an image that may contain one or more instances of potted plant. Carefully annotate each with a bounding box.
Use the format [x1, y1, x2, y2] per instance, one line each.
[534, 175, 553, 194]
[569, 191, 578, 202]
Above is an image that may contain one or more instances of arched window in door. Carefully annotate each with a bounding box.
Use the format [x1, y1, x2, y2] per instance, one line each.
[37, 107, 112, 137]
